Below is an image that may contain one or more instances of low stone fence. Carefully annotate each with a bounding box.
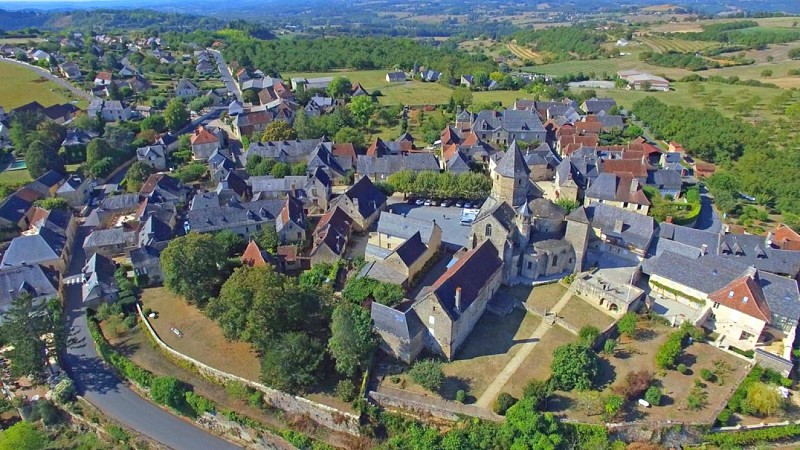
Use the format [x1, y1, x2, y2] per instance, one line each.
[136, 305, 361, 436]
[370, 386, 502, 423]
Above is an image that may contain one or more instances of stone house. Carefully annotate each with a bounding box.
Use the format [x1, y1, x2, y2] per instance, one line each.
[309, 206, 353, 265]
[330, 176, 387, 232]
[136, 144, 168, 170]
[190, 126, 224, 161]
[275, 197, 306, 245]
[56, 174, 92, 207]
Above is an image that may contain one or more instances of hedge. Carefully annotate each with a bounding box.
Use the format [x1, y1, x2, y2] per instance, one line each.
[87, 313, 154, 388]
[705, 424, 800, 446]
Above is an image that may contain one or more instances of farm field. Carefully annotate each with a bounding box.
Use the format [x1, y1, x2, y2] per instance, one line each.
[637, 35, 718, 53]
[650, 16, 800, 33]
[0, 61, 78, 110]
[284, 69, 453, 106]
[506, 43, 548, 64]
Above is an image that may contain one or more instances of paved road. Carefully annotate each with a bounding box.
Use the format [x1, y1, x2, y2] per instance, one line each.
[696, 184, 723, 233]
[209, 49, 242, 103]
[0, 57, 94, 103]
[62, 227, 240, 450]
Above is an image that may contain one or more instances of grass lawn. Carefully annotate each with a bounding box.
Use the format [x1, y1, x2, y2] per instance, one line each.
[141, 287, 261, 381]
[0, 169, 32, 185]
[503, 282, 567, 314]
[473, 89, 532, 107]
[391, 309, 542, 401]
[284, 69, 454, 106]
[546, 319, 749, 424]
[0, 61, 78, 110]
[558, 296, 616, 332]
[501, 324, 576, 398]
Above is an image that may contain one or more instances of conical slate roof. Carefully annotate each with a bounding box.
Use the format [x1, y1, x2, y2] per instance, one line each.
[494, 140, 530, 178]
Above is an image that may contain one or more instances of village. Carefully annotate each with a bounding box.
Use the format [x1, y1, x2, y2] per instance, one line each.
[0, 16, 800, 449]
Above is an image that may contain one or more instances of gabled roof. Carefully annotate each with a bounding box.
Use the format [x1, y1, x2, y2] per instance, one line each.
[83, 227, 128, 249]
[585, 204, 655, 250]
[1, 227, 66, 268]
[278, 196, 305, 229]
[708, 268, 771, 322]
[139, 173, 184, 202]
[493, 140, 530, 178]
[366, 138, 391, 157]
[371, 301, 424, 342]
[773, 224, 800, 251]
[427, 240, 502, 320]
[311, 206, 352, 257]
[190, 126, 220, 145]
[241, 240, 270, 267]
[392, 231, 427, 266]
[100, 193, 139, 211]
[586, 173, 650, 206]
[186, 199, 283, 234]
[0, 264, 57, 315]
[474, 196, 517, 232]
[339, 176, 387, 220]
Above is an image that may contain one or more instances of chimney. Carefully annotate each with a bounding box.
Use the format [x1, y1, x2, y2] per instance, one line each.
[701, 244, 708, 255]
[455, 287, 463, 312]
[613, 219, 624, 233]
[629, 178, 638, 193]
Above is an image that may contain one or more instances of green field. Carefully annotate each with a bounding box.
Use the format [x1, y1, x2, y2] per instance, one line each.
[638, 35, 718, 53]
[285, 69, 454, 106]
[0, 61, 78, 110]
[0, 168, 32, 185]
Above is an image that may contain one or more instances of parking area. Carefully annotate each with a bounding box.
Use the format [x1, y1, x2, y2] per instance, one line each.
[387, 199, 474, 250]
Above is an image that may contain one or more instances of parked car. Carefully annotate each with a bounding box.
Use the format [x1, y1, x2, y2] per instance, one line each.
[415, 199, 425, 206]
[441, 199, 453, 207]
[455, 200, 464, 208]
[424, 199, 433, 206]
[464, 201, 472, 208]
[408, 197, 418, 204]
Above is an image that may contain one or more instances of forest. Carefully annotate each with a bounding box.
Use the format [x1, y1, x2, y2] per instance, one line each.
[221, 36, 497, 77]
[631, 97, 800, 217]
[0, 9, 227, 33]
[511, 26, 608, 60]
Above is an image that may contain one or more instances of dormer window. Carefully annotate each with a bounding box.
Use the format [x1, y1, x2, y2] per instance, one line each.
[728, 291, 734, 298]
[742, 296, 749, 303]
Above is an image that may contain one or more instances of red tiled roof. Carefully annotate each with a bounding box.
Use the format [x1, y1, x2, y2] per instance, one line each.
[95, 71, 112, 81]
[773, 224, 800, 251]
[366, 138, 389, 157]
[333, 143, 357, 163]
[601, 159, 648, 178]
[241, 240, 269, 267]
[576, 121, 602, 135]
[190, 126, 219, 145]
[708, 271, 771, 322]
[277, 245, 297, 262]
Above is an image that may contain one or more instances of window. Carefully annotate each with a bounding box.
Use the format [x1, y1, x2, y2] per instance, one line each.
[485, 224, 492, 237]
[728, 291, 734, 298]
[297, 232, 302, 239]
[256, 224, 262, 231]
[387, 243, 392, 249]
[623, 202, 629, 208]
[742, 296, 749, 304]
[552, 255, 558, 267]
[713, 302, 720, 309]
[527, 261, 532, 270]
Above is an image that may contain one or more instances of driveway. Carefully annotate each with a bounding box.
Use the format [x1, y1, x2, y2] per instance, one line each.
[209, 49, 242, 103]
[695, 184, 722, 233]
[0, 58, 93, 103]
[62, 227, 239, 450]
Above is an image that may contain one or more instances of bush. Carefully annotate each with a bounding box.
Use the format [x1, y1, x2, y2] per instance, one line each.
[185, 391, 216, 416]
[335, 379, 357, 402]
[704, 423, 800, 446]
[645, 386, 662, 406]
[716, 408, 733, 426]
[656, 328, 689, 369]
[617, 312, 638, 337]
[551, 343, 599, 391]
[613, 371, 653, 400]
[579, 325, 601, 346]
[603, 339, 617, 355]
[87, 314, 153, 388]
[247, 390, 263, 408]
[700, 368, 716, 382]
[225, 382, 249, 400]
[150, 376, 186, 409]
[29, 399, 61, 426]
[677, 363, 688, 374]
[123, 315, 137, 329]
[603, 394, 624, 421]
[52, 378, 75, 404]
[743, 381, 787, 417]
[522, 379, 552, 410]
[409, 359, 444, 393]
[455, 389, 467, 403]
[493, 392, 517, 415]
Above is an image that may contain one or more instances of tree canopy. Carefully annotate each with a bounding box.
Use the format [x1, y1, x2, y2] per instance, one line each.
[125, 161, 155, 192]
[550, 343, 599, 391]
[161, 233, 226, 307]
[260, 120, 297, 142]
[260, 331, 324, 394]
[1, 295, 62, 381]
[328, 303, 376, 377]
[25, 139, 63, 178]
[164, 98, 189, 131]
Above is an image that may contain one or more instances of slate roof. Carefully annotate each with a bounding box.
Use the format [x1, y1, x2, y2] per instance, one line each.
[446, 150, 471, 173]
[643, 252, 748, 295]
[473, 109, 545, 134]
[308, 143, 347, 176]
[357, 153, 439, 178]
[719, 234, 800, 277]
[493, 141, 530, 178]
[586, 204, 655, 250]
[186, 199, 284, 233]
[585, 173, 650, 206]
[247, 139, 327, 162]
[428, 240, 502, 319]
[528, 198, 566, 220]
[386, 71, 406, 82]
[311, 206, 352, 257]
[189, 192, 221, 210]
[582, 97, 617, 114]
[760, 271, 800, 321]
[596, 111, 625, 129]
[1, 227, 66, 268]
[278, 196, 305, 229]
[393, 232, 427, 266]
[339, 176, 387, 220]
[248, 176, 308, 194]
[0, 265, 57, 317]
[474, 196, 517, 232]
[83, 227, 129, 249]
[371, 301, 424, 342]
[100, 193, 139, 212]
[136, 144, 165, 161]
[138, 215, 174, 248]
[0, 194, 32, 225]
[139, 174, 184, 203]
[63, 129, 93, 147]
[130, 245, 161, 267]
[377, 212, 438, 245]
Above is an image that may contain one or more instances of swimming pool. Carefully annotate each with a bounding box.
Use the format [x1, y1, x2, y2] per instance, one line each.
[7, 160, 27, 171]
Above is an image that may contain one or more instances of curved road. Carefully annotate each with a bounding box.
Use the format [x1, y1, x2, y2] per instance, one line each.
[63, 227, 240, 450]
[0, 57, 94, 103]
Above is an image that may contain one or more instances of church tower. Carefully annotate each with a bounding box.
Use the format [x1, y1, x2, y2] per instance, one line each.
[515, 202, 531, 247]
[490, 140, 530, 208]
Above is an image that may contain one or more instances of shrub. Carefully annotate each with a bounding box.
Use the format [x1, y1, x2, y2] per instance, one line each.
[700, 368, 716, 382]
[225, 382, 249, 400]
[656, 328, 688, 369]
[493, 392, 517, 415]
[123, 315, 137, 329]
[716, 408, 733, 426]
[579, 325, 601, 346]
[52, 378, 76, 404]
[247, 390, 263, 408]
[185, 392, 215, 416]
[603, 339, 617, 356]
[613, 370, 653, 400]
[617, 312, 637, 337]
[107, 425, 131, 443]
[409, 359, 444, 393]
[644, 386, 662, 406]
[150, 376, 186, 409]
[677, 363, 688, 374]
[603, 394, 625, 421]
[455, 389, 467, 403]
[522, 379, 552, 410]
[335, 379, 357, 403]
[551, 343, 599, 391]
[743, 381, 787, 417]
[704, 423, 800, 446]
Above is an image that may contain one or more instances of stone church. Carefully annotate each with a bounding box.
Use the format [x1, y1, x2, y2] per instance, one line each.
[471, 141, 575, 284]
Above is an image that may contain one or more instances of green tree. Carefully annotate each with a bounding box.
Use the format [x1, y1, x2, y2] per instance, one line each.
[124, 161, 155, 192]
[290, 162, 307, 176]
[260, 332, 324, 394]
[494, 392, 518, 415]
[270, 162, 290, 178]
[25, 140, 63, 178]
[161, 234, 226, 307]
[645, 386, 662, 406]
[328, 303, 376, 377]
[150, 376, 186, 409]
[578, 325, 600, 346]
[409, 359, 444, 393]
[554, 199, 579, 214]
[33, 197, 69, 210]
[1, 295, 61, 381]
[617, 312, 637, 338]
[140, 114, 167, 133]
[214, 229, 246, 256]
[254, 225, 280, 252]
[260, 120, 297, 142]
[522, 379, 552, 411]
[334, 126, 365, 149]
[0, 421, 47, 450]
[450, 87, 473, 110]
[348, 96, 375, 126]
[85, 138, 113, 167]
[164, 98, 189, 131]
[550, 343, 599, 391]
[327, 76, 352, 99]
[744, 382, 786, 417]
[242, 89, 259, 104]
[603, 394, 625, 421]
[502, 397, 564, 450]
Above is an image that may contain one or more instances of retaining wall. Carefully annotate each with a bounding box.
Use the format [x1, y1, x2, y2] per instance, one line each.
[137, 305, 361, 436]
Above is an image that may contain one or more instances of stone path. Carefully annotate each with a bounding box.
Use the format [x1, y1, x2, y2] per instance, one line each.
[475, 286, 575, 408]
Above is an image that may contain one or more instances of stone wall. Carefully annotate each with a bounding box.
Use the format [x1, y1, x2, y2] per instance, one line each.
[137, 305, 361, 436]
[370, 386, 502, 423]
